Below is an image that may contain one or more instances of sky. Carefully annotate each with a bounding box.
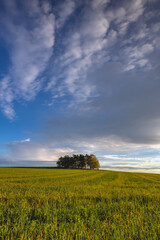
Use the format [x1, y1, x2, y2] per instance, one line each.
[0, 0, 160, 172]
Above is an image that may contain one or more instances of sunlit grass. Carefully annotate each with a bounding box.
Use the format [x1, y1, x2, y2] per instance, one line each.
[0, 168, 160, 239]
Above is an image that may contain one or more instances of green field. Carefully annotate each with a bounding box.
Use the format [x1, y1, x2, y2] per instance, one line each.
[0, 168, 160, 239]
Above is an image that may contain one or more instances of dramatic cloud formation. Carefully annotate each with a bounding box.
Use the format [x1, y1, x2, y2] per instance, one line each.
[0, 0, 160, 171]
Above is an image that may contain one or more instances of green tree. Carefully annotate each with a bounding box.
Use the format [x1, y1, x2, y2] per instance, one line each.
[78, 154, 86, 168]
[57, 155, 72, 168]
[57, 154, 100, 169]
[87, 154, 100, 169]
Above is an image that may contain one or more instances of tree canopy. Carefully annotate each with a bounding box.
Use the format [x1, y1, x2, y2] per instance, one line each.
[57, 154, 100, 169]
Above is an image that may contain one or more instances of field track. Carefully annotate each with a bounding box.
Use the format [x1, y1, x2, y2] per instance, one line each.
[0, 168, 160, 239]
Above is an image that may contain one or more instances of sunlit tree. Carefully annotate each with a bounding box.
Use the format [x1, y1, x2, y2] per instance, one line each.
[86, 154, 100, 169]
[57, 154, 100, 169]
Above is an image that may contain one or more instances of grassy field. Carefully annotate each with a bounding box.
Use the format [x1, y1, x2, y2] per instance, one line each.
[0, 168, 160, 239]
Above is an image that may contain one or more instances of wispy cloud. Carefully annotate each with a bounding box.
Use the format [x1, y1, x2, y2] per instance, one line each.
[56, 0, 75, 28]
[0, 77, 14, 119]
[0, 0, 159, 118]
[123, 44, 154, 71]
[46, 0, 110, 104]
[0, 0, 55, 118]
[45, 0, 159, 108]
[15, 138, 31, 143]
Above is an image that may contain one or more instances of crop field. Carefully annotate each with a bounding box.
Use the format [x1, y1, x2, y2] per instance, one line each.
[0, 168, 160, 240]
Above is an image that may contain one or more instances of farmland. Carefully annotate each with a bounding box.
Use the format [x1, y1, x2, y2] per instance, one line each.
[0, 168, 160, 239]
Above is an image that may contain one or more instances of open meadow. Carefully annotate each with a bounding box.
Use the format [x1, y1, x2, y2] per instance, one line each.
[0, 168, 160, 239]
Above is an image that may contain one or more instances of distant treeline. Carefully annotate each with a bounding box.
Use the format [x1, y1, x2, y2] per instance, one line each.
[57, 154, 100, 169]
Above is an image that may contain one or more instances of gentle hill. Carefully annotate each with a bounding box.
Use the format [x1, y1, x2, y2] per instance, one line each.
[0, 168, 159, 239]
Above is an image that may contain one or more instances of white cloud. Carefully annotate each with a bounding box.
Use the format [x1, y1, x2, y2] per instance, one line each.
[0, 77, 15, 119]
[103, 154, 160, 162]
[11, 12, 55, 97]
[46, 0, 155, 106]
[152, 23, 160, 33]
[0, 0, 55, 118]
[0, 0, 159, 119]
[153, 37, 160, 49]
[123, 44, 154, 71]
[56, 0, 75, 28]
[7, 141, 75, 162]
[131, 44, 154, 58]
[91, 0, 110, 9]
[126, 0, 144, 22]
[124, 65, 135, 71]
[132, 26, 148, 40]
[41, 1, 51, 14]
[106, 0, 145, 35]
[47, 4, 110, 103]
[80, 11, 109, 40]
[137, 59, 148, 67]
[16, 138, 31, 143]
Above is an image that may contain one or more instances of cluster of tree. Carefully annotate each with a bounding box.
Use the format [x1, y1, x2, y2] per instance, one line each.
[57, 154, 100, 169]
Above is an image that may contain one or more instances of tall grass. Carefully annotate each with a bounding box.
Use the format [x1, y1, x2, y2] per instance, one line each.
[0, 168, 160, 239]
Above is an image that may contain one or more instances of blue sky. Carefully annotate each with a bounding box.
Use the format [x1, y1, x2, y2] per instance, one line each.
[0, 0, 160, 172]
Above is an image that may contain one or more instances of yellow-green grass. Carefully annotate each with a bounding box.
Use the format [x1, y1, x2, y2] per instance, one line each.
[0, 168, 160, 239]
